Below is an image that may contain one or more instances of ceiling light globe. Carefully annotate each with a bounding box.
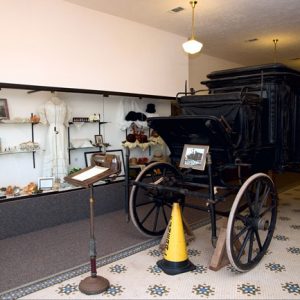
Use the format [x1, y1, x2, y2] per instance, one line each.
[182, 39, 203, 54]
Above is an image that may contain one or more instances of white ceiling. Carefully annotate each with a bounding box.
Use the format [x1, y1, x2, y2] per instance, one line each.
[66, 0, 300, 70]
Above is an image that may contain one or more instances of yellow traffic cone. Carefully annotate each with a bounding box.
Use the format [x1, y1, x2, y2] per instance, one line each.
[157, 202, 196, 275]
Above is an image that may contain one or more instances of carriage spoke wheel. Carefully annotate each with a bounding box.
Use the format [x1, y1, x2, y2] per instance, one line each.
[226, 173, 277, 272]
[129, 162, 183, 237]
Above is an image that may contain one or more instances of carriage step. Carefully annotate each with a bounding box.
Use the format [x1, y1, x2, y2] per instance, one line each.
[209, 218, 230, 271]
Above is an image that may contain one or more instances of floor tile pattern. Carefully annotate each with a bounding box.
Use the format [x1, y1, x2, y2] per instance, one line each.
[1, 186, 299, 299]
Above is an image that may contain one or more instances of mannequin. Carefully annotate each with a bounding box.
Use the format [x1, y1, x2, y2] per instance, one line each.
[39, 93, 71, 183]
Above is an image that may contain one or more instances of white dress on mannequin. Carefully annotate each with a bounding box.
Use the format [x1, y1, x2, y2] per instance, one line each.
[39, 96, 71, 182]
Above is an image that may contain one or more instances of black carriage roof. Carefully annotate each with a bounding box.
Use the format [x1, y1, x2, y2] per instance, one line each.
[201, 63, 300, 91]
[204, 63, 300, 80]
[178, 91, 260, 105]
[147, 116, 233, 158]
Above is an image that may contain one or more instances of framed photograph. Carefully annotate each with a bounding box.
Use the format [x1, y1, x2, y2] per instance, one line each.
[0, 99, 9, 120]
[94, 134, 103, 146]
[84, 149, 125, 177]
[38, 177, 55, 190]
[179, 144, 209, 171]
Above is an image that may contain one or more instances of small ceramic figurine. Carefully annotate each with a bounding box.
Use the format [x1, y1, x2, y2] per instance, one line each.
[89, 114, 100, 122]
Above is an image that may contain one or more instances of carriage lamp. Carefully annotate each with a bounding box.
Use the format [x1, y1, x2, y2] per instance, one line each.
[182, 1, 203, 54]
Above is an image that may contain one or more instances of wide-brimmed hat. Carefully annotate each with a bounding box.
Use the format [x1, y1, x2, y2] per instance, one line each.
[151, 150, 167, 162]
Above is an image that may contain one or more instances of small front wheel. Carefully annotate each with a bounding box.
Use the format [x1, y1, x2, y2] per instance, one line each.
[129, 162, 183, 237]
[226, 173, 277, 272]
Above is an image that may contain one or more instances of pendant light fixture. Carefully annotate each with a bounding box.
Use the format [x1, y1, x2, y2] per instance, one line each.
[182, 1, 203, 54]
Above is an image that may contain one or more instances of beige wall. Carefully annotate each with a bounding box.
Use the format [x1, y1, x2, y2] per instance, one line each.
[0, 0, 246, 187]
[0, 0, 188, 97]
[189, 53, 243, 92]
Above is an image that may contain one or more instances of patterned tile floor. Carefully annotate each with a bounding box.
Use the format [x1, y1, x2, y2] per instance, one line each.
[1, 187, 299, 299]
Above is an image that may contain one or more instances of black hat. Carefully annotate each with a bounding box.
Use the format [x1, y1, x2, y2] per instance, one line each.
[125, 111, 138, 121]
[146, 103, 156, 113]
[125, 111, 147, 121]
[136, 112, 147, 121]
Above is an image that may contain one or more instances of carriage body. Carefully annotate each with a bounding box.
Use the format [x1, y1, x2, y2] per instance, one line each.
[148, 93, 272, 177]
[201, 63, 300, 170]
[128, 63, 300, 272]
[149, 63, 300, 174]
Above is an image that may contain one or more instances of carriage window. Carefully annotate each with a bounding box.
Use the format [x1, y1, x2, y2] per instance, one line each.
[179, 144, 209, 171]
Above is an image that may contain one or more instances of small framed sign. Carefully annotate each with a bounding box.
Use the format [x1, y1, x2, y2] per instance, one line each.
[94, 134, 103, 146]
[38, 177, 55, 190]
[179, 144, 209, 171]
[0, 99, 9, 120]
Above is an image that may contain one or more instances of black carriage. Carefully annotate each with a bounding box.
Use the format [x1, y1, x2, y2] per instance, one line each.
[128, 63, 300, 272]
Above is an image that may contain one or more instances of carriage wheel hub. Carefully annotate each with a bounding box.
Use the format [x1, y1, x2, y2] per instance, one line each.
[257, 218, 269, 230]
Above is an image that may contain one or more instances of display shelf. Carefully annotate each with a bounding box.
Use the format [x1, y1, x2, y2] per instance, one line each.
[68, 121, 108, 125]
[122, 136, 164, 150]
[0, 184, 81, 204]
[68, 146, 96, 150]
[0, 121, 39, 125]
[128, 164, 146, 169]
[0, 174, 126, 204]
[67, 120, 109, 164]
[122, 125, 156, 180]
[0, 150, 38, 155]
[0, 118, 40, 168]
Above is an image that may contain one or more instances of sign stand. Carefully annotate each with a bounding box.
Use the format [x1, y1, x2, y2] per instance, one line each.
[78, 185, 110, 295]
[64, 155, 121, 295]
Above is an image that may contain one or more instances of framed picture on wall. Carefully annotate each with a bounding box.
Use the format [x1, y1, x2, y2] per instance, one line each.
[94, 134, 103, 146]
[0, 99, 9, 120]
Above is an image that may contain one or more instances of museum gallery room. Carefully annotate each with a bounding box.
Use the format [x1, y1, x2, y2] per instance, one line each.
[0, 0, 300, 299]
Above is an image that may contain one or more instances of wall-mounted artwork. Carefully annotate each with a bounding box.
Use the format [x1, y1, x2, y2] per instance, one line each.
[0, 99, 9, 120]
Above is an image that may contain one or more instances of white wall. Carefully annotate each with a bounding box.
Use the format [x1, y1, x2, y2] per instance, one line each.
[189, 53, 243, 92]
[0, 0, 188, 97]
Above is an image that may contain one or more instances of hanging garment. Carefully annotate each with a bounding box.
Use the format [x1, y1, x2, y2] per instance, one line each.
[39, 97, 71, 181]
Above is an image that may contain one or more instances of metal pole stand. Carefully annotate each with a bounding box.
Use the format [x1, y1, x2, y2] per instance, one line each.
[79, 186, 110, 295]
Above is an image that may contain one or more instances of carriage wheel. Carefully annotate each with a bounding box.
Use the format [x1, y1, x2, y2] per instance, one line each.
[226, 173, 277, 272]
[129, 162, 183, 237]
